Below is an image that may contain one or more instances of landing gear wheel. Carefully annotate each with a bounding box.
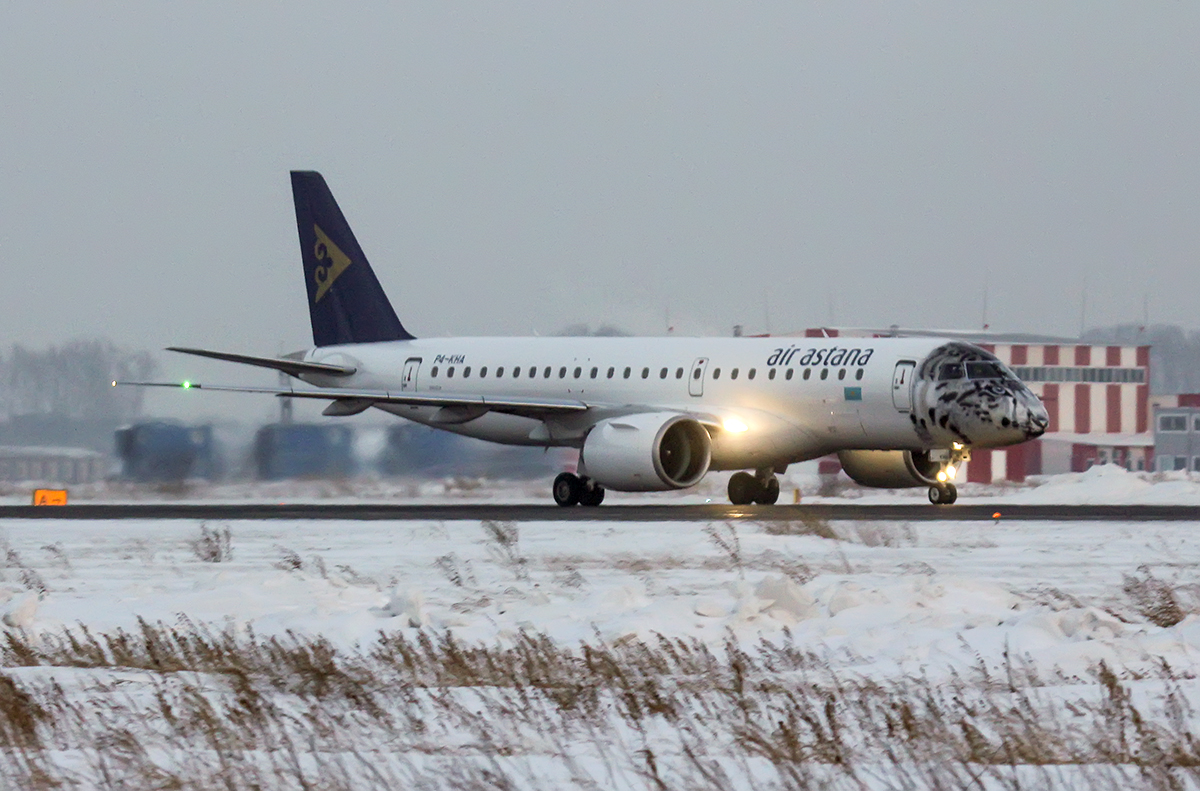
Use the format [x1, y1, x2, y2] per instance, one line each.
[756, 476, 780, 505]
[579, 481, 606, 507]
[553, 472, 582, 507]
[927, 483, 958, 505]
[728, 472, 758, 505]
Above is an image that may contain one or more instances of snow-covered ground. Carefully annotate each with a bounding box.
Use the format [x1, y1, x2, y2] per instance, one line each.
[1, 466, 1200, 787]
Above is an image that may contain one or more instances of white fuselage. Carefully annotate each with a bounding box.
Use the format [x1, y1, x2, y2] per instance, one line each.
[293, 335, 1044, 472]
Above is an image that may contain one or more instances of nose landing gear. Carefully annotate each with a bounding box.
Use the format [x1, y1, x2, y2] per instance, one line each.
[553, 472, 606, 507]
[728, 469, 781, 505]
[928, 483, 958, 505]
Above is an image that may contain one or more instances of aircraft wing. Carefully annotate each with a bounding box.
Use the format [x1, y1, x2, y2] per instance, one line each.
[113, 380, 589, 419]
[166, 347, 356, 378]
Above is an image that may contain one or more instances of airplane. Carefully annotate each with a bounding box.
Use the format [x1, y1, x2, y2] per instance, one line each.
[119, 171, 1050, 506]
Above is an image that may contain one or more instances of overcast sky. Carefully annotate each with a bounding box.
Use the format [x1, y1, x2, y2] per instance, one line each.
[3, 3, 1198, 367]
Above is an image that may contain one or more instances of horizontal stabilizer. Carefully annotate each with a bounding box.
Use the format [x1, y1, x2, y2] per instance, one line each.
[166, 347, 356, 378]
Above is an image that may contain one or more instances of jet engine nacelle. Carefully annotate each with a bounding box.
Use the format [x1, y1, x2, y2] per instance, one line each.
[582, 412, 712, 492]
[837, 449, 941, 489]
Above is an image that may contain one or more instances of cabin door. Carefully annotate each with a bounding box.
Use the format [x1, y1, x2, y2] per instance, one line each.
[891, 360, 915, 411]
[401, 357, 422, 392]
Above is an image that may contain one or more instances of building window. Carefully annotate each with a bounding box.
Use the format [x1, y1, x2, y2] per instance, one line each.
[1194, 457, 1200, 473]
[431, 366, 439, 377]
[1159, 415, 1187, 432]
[624, 367, 631, 379]
[1194, 416, 1200, 432]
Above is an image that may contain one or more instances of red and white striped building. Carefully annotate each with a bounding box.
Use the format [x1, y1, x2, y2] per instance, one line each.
[798, 328, 1153, 482]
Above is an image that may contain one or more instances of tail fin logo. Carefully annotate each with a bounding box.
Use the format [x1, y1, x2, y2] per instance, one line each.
[312, 224, 352, 303]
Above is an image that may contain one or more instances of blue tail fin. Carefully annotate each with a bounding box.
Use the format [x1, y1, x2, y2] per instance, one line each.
[290, 171, 415, 346]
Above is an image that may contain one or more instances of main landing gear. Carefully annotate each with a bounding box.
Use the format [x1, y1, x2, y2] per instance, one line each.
[553, 472, 605, 507]
[928, 483, 958, 505]
[728, 470, 781, 505]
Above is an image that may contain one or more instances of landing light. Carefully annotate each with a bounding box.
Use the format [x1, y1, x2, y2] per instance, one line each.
[723, 418, 748, 433]
[946, 464, 957, 480]
[936, 471, 947, 482]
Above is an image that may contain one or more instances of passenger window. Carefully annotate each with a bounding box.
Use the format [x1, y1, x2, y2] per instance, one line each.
[447, 367, 455, 378]
[837, 369, 846, 380]
[607, 367, 615, 378]
[820, 369, 828, 380]
[659, 367, 668, 379]
[624, 367, 631, 379]
[693, 368, 701, 380]
[480, 366, 488, 378]
[573, 367, 582, 378]
[529, 366, 537, 378]
[496, 367, 504, 377]
[431, 366, 439, 377]
[713, 368, 721, 379]
[675, 368, 684, 379]
[768, 369, 776, 380]
[544, 366, 552, 378]
[463, 366, 471, 378]
[786, 369, 793, 380]
[590, 367, 598, 379]
[731, 368, 739, 380]
[513, 367, 520, 378]
[748, 368, 756, 380]
[642, 367, 649, 379]
[855, 369, 863, 380]
[803, 368, 811, 380]
[559, 367, 567, 378]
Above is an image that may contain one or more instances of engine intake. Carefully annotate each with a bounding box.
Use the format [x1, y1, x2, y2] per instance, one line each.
[837, 449, 941, 489]
[582, 412, 712, 492]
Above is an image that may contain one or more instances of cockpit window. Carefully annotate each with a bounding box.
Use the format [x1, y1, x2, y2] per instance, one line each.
[966, 361, 1008, 380]
[938, 363, 965, 381]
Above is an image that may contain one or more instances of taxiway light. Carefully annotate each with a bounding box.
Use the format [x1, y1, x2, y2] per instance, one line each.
[723, 418, 748, 433]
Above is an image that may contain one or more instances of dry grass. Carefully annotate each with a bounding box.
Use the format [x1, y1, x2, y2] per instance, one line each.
[0, 621, 1197, 789]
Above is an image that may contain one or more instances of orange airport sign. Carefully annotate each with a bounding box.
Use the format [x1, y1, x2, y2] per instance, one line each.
[33, 489, 67, 506]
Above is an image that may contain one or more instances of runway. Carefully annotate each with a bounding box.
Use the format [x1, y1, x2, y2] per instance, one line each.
[1, 503, 1199, 521]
